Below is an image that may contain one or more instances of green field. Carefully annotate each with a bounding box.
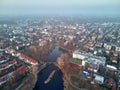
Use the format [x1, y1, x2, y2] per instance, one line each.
[69, 58, 82, 65]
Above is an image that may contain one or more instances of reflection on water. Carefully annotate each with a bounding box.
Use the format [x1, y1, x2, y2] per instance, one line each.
[45, 46, 66, 62]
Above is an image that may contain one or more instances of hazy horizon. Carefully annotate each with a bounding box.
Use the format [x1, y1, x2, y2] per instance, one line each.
[0, 0, 120, 16]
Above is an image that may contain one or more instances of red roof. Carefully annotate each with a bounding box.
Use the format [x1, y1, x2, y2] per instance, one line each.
[16, 66, 27, 73]
[19, 54, 38, 65]
[0, 76, 7, 82]
[0, 60, 17, 69]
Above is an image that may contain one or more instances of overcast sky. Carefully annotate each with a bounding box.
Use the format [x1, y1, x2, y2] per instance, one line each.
[0, 0, 120, 16]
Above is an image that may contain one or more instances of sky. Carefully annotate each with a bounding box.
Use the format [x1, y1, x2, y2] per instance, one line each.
[0, 0, 120, 16]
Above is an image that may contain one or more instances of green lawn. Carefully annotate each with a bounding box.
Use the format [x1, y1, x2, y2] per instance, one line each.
[69, 58, 82, 65]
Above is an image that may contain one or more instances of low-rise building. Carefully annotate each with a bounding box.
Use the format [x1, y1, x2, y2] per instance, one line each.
[73, 51, 85, 60]
[116, 46, 120, 52]
[73, 50, 106, 72]
[104, 43, 112, 50]
[94, 74, 104, 84]
[73, 50, 106, 66]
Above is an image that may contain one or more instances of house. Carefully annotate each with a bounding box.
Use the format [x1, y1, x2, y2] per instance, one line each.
[86, 63, 99, 72]
[105, 78, 116, 87]
[19, 54, 38, 65]
[116, 46, 120, 52]
[0, 60, 17, 70]
[95, 42, 103, 48]
[111, 57, 118, 64]
[118, 73, 120, 89]
[94, 74, 104, 84]
[104, 43, 120, 52]
[0, 65, 27, 86]
[104, 43, 112, 50]
[5, 48, 38, 66]
[38, 40, 47, 47]
[106, 65, 117, 71]
[0, 76, 7, 85]
[113, 52, 119, 57]
[12, 51, 21, 57]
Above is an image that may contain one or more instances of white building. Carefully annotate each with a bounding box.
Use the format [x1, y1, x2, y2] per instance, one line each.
[73, 50, 106, 66]
[116, 46, 120, 51]
[94, 74, 104, 84]
[73, 50, 86, 60]
[104, 43, 112, 50]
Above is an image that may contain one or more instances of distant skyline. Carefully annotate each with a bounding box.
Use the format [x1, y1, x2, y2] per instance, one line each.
[0, 0, 120, 16]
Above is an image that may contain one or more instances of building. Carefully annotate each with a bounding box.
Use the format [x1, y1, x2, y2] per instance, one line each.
[116, 46, 120, 52]
[73, 50, 86, 60]
[73, 50, 106, 66]
[5, 48, 38, 66]
[73, 50, 106, 72]
[19, 54, 38, 65]
[104, 43, 112, 50]
[94, 74, 104, 84]
[118, 72, 120, 89]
